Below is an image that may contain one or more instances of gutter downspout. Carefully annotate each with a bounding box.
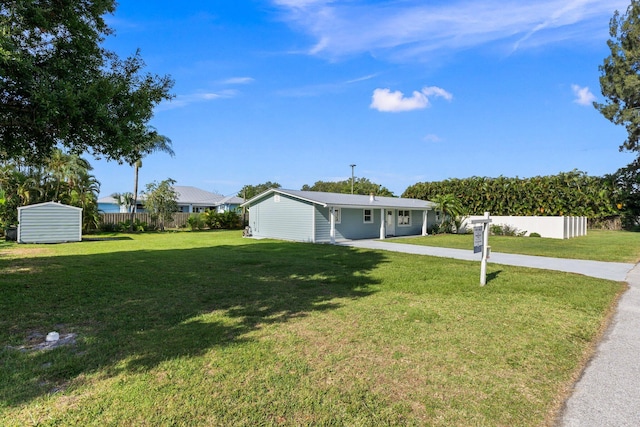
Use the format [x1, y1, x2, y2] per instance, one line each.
[330, 207, 336, 244]
[422, 210, 428, 236]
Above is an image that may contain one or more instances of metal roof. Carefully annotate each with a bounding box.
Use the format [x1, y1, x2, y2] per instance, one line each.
[173, 186, 224, 205]
[99, 186, 224, 205]
[242, 189, 435, 209]
[216, 195, 244, 205]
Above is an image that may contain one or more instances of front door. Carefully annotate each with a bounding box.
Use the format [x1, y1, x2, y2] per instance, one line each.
[386, 210, 396, 236]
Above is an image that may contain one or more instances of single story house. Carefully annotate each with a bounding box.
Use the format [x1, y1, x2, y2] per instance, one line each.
[213, 195, 244, 213]
[98, 186, 239, 214]
[241, 189, 437, 243]
[17, 202, 82, 243]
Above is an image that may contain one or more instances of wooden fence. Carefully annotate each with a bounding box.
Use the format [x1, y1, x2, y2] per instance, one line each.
[100, 213, 191, 229]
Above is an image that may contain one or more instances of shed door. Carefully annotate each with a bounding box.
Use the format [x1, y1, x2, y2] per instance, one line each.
[386, 210, 395, 236]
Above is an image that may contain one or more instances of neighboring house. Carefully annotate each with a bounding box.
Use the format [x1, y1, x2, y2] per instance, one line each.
[97, 197, 123, 213]
[98, 186, 241, 214]
[214, 195, 244, 213]
[172, 186, 224, 213]
[17, 202, 82, 243]
[241, 189, 437, 243]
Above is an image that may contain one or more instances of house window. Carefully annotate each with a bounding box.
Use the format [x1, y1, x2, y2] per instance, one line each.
[363, 209, 373, 223]
[398, 210, 411, 226]
[332, 208, 341, 224]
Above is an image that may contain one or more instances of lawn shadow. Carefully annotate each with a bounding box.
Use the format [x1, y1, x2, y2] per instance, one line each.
[81, 236, 133, 242]
[487, 270, 503, 284]
[0, 240, 385, 406]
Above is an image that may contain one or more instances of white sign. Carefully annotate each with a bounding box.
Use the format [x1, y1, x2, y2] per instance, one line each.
[471, 212, 492, 286]
[473, 226, 483, 253]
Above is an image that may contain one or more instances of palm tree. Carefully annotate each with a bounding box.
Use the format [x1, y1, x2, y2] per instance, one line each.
[45, 149, 92, 202]
[111, 192, 135, 213]
[432, 193, 464, 233]
[70, 170, 101, 230]
[129, 127, 174, 229]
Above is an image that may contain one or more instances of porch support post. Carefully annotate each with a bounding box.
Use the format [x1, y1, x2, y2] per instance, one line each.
[330, 207, 336, 244]
[422, 210, 428, 236]
[380, 208, 386, 239]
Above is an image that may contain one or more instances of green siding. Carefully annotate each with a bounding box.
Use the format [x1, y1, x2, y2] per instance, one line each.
[314, 206, 333, 242]
[248, 193, 314, 241]
[315, 207, 383, 241]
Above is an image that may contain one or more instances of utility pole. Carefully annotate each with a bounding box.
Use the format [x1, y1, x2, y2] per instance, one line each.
[350, 164, 356, 194]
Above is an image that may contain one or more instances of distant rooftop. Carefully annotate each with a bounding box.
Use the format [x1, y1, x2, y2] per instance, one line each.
[99, 186, 226, 206]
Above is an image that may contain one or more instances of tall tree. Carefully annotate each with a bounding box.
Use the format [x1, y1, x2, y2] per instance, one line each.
[301, 177, 395, 196]
[129, 129, 174, 231]
[0, 151, 101, 231]
[111, 192, 135, 213]
[45, 149, 91, 202]
[595, 0, 640, 157]
[238, 181, 281, 200]
[607, 159, 640, 228]
[142, 178, 178, 231]
[0, 1, 174, 164]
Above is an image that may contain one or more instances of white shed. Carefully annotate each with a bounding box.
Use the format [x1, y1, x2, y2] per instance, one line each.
[17, 202, 82, 243]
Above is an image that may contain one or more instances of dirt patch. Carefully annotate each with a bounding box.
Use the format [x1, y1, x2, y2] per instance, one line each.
[0, 247, 52, 258]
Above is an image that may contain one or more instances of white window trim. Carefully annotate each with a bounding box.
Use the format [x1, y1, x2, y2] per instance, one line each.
[398, 210, 411, 227]
[363, 209, 373, 224]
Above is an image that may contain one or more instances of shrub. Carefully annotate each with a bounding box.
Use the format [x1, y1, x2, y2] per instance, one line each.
[115, 219, 150, 232]
[218, 211, 242, 229]
[491, 224, 526, 237]
[99, 222, 118, 232]
[187, 213, 206, 230]
[529, 232, 541, 238]
[202, 210, 219, 229]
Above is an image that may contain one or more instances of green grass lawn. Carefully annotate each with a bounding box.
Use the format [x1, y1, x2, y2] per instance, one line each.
[0, 231, 625, 426]
[391, 229, 640, 263]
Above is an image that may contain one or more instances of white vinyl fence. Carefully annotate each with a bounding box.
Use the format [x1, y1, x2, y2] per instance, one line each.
[462, 216, 587, 239]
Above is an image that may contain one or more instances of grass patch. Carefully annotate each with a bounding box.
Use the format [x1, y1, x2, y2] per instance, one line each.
[0, 231, 624, 426]
[392, 229, 640, 263]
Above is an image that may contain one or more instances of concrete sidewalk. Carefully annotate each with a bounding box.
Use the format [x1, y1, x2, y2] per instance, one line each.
[337, 239, 639, 426]
[560, 263, 640, 427]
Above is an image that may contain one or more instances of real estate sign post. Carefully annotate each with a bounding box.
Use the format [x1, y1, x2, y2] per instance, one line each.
[471, 212, 492, 286]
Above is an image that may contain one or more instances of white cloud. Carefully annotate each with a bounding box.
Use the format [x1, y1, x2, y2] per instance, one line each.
[423, 134, 442, 143]
[370, 86, 452, 113]
[370, 89, 428, 112]
[422, 86, 453, 101]
[271, 0, 628, 61]
[158, 91, 236, 111]
[221, 77, 255, 85]
[345, 73, 379, 84]
[571, 84, 596, 106]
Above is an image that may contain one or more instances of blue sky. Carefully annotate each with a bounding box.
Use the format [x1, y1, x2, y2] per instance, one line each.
[93, 0, 636, 198]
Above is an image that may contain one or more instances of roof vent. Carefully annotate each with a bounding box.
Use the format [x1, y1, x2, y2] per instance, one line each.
[370, 193, 375, 202]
